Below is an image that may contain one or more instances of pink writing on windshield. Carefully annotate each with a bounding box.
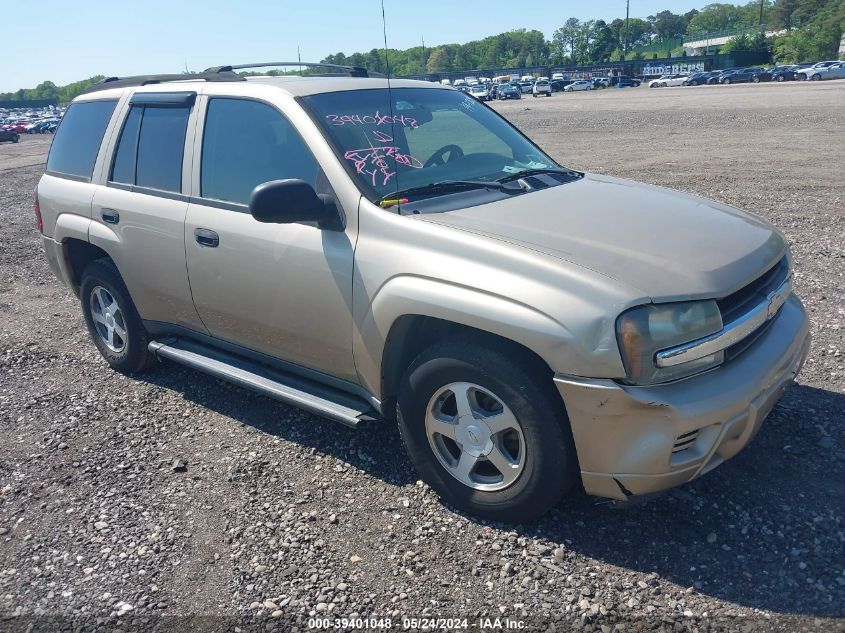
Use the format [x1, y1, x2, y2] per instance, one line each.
[344, 132, 423, 188]
[326, 111, 419, 128]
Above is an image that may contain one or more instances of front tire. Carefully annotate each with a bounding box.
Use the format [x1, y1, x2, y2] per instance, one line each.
[80, 259, 155, 373]
[811, 74, 821, 81]
[397, 339, 578, 522]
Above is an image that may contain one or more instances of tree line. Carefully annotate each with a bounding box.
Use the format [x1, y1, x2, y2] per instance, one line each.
[2, 0, 842, 104]
[323, 0, 843, 74]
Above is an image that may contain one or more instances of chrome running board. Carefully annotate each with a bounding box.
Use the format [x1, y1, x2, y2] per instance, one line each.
[148, 339, 377, 428]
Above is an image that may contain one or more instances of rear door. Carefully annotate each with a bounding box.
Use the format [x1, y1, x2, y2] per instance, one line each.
[89, 92, 207, 332]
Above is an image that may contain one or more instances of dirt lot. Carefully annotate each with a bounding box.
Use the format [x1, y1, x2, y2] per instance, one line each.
[1, 82, 843, 632]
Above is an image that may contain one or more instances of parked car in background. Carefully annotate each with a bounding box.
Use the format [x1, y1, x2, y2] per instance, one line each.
[532, 79, 552, 97]
[769, 65, 800, 82]
[592, 77, 611, 88]
[564, 80, 593, 92]
[750, 68, 774, 83]
[550, 79, 568, 92]
[518, 81, 534, 94]
[707, 71, 729, 84]
[798, 60, 845, 80]
[683, 71, 719, 86]
[469, 84, 491, 101]
[612, 76, 641, 87]
[811, 61, 845, 80]
[649, 74, 688, 88]
[497, 83, 521, 100]
[719, 68, 770, 84]
[0, 128, 19, 143]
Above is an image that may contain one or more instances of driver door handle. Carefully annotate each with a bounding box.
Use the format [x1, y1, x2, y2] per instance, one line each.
[194, 228, 219, 248]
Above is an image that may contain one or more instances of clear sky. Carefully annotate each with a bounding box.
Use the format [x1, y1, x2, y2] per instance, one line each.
[1, 0, 704, 92]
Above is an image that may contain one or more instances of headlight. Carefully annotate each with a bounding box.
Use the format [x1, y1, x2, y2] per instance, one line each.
[616, 301, 724, 385]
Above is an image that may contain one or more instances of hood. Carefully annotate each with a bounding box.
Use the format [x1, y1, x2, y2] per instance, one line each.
[418, 173, 786, 302]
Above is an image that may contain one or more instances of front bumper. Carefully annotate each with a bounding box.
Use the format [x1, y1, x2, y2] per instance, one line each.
[555, 294, 811, 501]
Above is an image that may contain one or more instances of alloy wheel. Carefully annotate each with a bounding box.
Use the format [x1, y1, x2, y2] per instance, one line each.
[425, 382, 526, 492]
[89, 286, 127, 352]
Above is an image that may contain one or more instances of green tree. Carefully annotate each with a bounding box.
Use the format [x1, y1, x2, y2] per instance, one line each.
[687, 3, 747, 33]
[426, 47, 452, 72]
[649, 10, 688, 40]
[553, 18, 582, 62]
[589, 20, 617, 61]
[771, 0, 845, 61]
[772, 0, 800, 28]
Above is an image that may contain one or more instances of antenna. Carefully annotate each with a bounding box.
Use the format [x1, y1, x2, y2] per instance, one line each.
[380, 0, 400, 201]
[298, 45, 302, 76]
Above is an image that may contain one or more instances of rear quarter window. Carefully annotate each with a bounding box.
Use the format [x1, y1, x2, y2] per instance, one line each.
[46, 100, 117, 180]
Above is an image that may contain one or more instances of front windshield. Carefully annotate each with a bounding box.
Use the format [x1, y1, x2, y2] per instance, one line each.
[302, 87, 557, 202]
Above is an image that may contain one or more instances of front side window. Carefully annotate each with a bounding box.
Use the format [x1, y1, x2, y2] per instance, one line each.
[47, 100, 117, 180]
[110, 104, 190, 193]
[302, 88, 559, 202]
[200, 98, 319, 205]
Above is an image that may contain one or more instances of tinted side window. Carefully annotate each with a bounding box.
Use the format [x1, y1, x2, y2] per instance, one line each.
[201, 98, 318, 205]
[136, 106, 190, 192]
[46, 100, 117, 179]
[110, 106, 142, 185]
[109, 105, 189, 192]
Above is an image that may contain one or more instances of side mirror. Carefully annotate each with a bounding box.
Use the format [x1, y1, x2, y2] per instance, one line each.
[249, 179, 344, 231]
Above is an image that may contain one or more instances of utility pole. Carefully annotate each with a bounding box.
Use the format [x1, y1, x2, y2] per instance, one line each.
[758, 0, 764, 27]
[422, 36, 426, 76]
[624, 0, 630, 59]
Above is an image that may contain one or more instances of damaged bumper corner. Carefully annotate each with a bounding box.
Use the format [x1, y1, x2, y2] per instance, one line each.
[554, 294, 811, 502]
[42, 235, 77, 294]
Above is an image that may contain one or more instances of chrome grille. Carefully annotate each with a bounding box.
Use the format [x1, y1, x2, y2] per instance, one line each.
[718, 256, 789, 324]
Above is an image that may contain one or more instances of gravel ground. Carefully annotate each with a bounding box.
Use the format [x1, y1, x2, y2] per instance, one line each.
[1, 82, 843, 633]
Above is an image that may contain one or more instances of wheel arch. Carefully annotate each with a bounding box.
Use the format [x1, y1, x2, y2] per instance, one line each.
[379, 314, 561, 422]
[64, 238, 113, 294]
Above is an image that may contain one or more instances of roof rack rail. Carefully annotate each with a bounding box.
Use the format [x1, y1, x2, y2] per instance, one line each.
[82, 70, 245, 94]
[205, 62, 375, 78]
[81, 62, 379, 95]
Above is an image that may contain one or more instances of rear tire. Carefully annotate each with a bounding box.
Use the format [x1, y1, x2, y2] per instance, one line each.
[777, 75, 785, 82]
[12, 135, 19, 143]
[723, 78, 731, 84]
[80, 259, 155, 374]
[396, 339, 578, 522]
[752, 76, 760, 83]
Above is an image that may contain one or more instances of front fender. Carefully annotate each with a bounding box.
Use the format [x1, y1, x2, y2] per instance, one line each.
[353, 274, 623, 399]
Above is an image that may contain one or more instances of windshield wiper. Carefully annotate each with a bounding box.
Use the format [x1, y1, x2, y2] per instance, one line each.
[377, 180, 511, 207]
[496, 167, 582, 183]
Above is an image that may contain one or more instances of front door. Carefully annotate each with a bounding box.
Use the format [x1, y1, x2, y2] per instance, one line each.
[184, 96, 357, 382]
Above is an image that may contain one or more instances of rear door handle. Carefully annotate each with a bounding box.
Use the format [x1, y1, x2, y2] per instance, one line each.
[194, 228, 219, 248]
[101, 208, 119, 224]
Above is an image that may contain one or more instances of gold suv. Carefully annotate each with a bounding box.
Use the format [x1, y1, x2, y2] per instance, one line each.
[37, 63, 810, 521]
